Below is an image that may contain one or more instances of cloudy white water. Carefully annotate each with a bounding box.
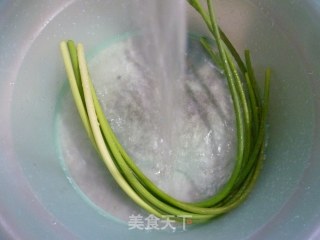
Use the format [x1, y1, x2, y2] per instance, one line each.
[57, 0, 236, 220]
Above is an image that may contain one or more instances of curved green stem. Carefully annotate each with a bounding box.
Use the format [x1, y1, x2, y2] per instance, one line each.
[59, 0, 270, 223]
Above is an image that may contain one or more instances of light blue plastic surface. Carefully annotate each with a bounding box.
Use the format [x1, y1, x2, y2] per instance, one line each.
[0, 0, 320, 239]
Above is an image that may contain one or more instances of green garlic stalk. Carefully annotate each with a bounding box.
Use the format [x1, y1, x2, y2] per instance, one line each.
[60, 0, 270, 223]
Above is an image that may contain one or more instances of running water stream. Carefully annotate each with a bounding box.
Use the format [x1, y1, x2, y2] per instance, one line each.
[133, 0, 188, 189]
